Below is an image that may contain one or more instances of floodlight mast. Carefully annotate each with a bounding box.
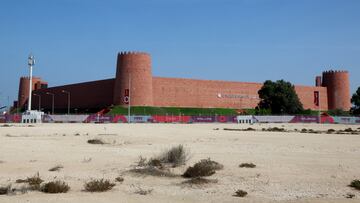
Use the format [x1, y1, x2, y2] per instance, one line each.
[27, 54, 35, 111]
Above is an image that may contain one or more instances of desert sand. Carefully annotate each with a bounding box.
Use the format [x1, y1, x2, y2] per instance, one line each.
[0, 123, 359, 203]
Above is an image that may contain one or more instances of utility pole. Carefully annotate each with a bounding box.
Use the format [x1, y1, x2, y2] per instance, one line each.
[62, 90, 70, 114]
[128, 74, 131, 124]
[318, 92, 321, 124]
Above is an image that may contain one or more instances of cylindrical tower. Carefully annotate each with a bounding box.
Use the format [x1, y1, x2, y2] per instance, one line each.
[113, 52, 153, 106]
[322, 70, 351, 110]
[18, 77, 30, 109]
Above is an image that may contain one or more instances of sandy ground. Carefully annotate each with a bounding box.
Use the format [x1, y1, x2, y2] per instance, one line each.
[0, 123, 359, 203]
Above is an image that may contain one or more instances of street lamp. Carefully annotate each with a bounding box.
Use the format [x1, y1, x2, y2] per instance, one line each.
[46, 92, 55, 114]
[61, 90, 70, 114]
[33, 93, 41, 111]
[27, 54, 35, 111]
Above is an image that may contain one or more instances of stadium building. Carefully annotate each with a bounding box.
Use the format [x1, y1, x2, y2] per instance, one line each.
[15, 51, 351, 113]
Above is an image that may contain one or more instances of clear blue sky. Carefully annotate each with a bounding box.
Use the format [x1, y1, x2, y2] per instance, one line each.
[0, 0, 359, 108]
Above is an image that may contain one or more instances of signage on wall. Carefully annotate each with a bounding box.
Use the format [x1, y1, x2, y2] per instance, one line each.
[124, 89, 129, 104]
[217, 93, 258, 99]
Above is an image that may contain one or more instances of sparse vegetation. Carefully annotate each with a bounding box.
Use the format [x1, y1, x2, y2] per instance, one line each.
[84, 179, 115, 192]
[234, 189, 248, 197]
[87, 139, 106, 144]
[245, 127, 256, 131]
[157, 144, 189, 167]
[0, 124, 12, 127]
[327, 129, 336, 134]
[301, 128, 307, 133]
[239, 163, 256, 168]
[183, 158, 222, 178]
[134, 187, 153, 195]
[49, 165, 63, 172]
[0, 185, 10, 195]
[129, 166, 177, 177]
[349, 179, 360, 190]
[130, 145, 189, 177]
[345, 193, 355, 199]
[266, 127, 285, 132]
[21, 173, 43, 190]
[41, 180, 70, 193]
[181, 177, 218, 186]
[115, 176, 124, 182]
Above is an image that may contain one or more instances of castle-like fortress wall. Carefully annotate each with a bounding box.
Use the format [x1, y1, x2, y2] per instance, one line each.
[18, 51, 350, 112]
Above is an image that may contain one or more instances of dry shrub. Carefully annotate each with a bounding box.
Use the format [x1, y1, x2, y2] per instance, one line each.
[134, 187, 153, 195]
[49, 165, 63, 172]
[349, 179, 360, 190]
[137, 156, 148, 167]
[344, 128, 353, 132]
[183, 158, 222, 178]
[0, 124, 12, 127]
[20, 173, 43, 190]
[234, 189, 248, 197]
[0, 185, 10, 195]
[267, 127, 285, 132]
[301, 128, 307, 133]
[157, 144, 189, 167]
[148, 159, 163, 168]
[327, 129, 336, 134]
[41, 180, 70, 193]
[84, 179, 115, 192]
[115, 177, 124, 182]
[345, 193, 355, 199]
[239, 163, 256, 168]
[244, 127, 256, 131]
[87, 139, 105, 144]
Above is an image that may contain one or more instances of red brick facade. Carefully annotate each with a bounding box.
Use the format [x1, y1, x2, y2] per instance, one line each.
[17, 52, 351, 113]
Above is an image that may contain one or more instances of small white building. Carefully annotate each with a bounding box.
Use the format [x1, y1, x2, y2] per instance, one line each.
[21, 110, 44, 123]
[236, 115, 256, 124]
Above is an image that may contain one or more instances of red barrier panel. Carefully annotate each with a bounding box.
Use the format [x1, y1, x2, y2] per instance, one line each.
[113, 115, 128, 123]
[152, 115, 191, 123]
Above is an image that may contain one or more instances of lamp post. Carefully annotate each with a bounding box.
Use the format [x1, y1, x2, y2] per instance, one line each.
[27, 54, 35, 111]
[128, 74, 131, 124]
[46, 92, 55, 114]
[33, 94, 41, 111]
[61, 90, 70, 114]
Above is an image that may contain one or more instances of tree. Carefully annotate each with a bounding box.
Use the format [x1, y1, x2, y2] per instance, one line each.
[351, 87, 360, 115]
[257, 80, 304, 114]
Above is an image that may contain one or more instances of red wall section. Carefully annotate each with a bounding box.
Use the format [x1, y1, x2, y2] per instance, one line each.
[153, 77, 328, 110]
[32, 79, 115, 112]
[153, 77, 262, 109]
[295, 86, 328, 110]
[18, 77, 47, 109]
